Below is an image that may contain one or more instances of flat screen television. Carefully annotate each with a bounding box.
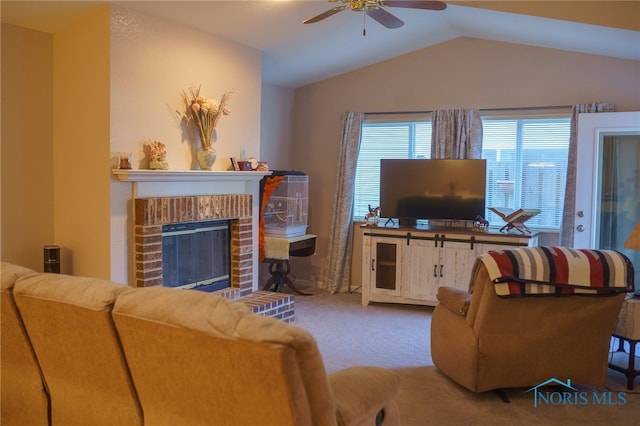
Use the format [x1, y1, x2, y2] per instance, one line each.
[380, 159, 487, 226]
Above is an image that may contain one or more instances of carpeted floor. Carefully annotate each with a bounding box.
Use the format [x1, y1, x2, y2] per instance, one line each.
[292, 287, 639, 426]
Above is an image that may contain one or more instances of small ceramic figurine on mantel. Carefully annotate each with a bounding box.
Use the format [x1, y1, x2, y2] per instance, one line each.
[146, 140, 169, 170]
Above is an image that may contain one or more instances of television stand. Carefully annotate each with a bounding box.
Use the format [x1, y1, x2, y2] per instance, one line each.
[360, 226, 538, 307]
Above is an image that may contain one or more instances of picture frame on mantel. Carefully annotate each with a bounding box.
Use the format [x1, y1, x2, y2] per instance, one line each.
[230, 157, 240, 171]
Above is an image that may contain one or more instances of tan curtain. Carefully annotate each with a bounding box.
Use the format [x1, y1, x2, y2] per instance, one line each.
[431, 109, 483, 159]
[322, 112, 364, 293]
[559, 103, 616, 246]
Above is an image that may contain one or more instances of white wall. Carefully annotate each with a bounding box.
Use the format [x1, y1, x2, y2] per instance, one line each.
[109, 5, 263, 283]
[260, 83, 295, 171]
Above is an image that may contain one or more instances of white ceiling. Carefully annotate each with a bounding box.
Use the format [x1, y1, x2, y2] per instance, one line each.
[3, 1, 639, 88]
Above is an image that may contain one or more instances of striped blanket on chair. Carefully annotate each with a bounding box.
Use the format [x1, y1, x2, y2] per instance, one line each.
[479, 246, 634, 297]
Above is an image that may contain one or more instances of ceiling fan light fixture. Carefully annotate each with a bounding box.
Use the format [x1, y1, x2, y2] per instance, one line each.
[303, 0, 447, 30]
[345, 0, 385, 12]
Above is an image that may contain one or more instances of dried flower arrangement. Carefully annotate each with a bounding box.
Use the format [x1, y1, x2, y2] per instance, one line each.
[182, 85, 232, 149]
[146, 140, 168, 170]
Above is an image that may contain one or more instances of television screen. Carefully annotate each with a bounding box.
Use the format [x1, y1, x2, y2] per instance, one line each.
[380, 159, 486, 224]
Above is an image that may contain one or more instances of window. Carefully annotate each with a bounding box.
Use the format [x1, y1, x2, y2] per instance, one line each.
[482, 117, 570, 229]
[354, 112, 571, 230]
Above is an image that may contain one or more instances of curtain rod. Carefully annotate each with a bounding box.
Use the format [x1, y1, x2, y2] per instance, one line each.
[365, 105, 573, 115]
[481, 105, 572, 113]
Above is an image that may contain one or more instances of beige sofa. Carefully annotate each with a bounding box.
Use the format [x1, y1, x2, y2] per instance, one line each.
[1, 262, 400, 426]
[1, 263, 49, 426]
[431, 247, 632, 393]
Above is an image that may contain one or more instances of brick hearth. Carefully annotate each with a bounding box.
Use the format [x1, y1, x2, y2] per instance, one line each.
[133, 194, 294, 322]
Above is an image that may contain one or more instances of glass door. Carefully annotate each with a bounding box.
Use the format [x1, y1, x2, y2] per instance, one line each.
[574, 112, 640, 292]
[594, 135, 640, 251]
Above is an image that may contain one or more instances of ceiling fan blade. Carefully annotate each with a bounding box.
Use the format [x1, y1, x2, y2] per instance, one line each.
[383, 1, 447, 10]
[366, 7, 404, 29]
[303, 6, 348, 24]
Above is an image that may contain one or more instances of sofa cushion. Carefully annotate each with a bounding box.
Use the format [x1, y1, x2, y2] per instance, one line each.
[1, 262, 37, 290]
[0, 263, 48, 426]
[113, 286, 337, 426]
[329, 366, 400, 426]
[13, 273, 142, 426]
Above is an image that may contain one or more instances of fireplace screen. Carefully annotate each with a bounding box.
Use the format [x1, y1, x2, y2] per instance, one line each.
[162, 220, 230, 292]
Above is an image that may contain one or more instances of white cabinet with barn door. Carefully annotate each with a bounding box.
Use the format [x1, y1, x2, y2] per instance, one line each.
[403, 237, 440, 301]
[362, 227, 536, 306]
[403, 236, 477, 300]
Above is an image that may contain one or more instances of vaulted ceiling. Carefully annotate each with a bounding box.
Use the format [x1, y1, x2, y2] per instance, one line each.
[2, 1, 639, 88]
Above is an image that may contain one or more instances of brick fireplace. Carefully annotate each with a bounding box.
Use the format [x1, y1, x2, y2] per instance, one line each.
[133, 194, 253, 296]
[112, 170, 294, 322]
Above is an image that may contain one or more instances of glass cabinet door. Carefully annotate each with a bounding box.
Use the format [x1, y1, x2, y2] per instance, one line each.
[372, 239, 401, 294]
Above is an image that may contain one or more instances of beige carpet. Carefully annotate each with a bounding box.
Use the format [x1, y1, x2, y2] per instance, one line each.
[292, 287, 639, 426]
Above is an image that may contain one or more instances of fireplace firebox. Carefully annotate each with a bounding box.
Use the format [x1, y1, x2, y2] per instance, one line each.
[162, 220, 230, 292]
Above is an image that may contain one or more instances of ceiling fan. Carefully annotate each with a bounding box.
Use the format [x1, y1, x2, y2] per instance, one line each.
[303, 0, 447, 34]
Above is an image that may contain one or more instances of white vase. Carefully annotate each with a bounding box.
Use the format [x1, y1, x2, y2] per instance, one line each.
[196, 147, 217, 170]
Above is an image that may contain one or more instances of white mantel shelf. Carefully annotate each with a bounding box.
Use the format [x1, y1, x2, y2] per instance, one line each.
[112, 169, 271, 182]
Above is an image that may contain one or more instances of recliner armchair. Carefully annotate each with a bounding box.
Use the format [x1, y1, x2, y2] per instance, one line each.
[431, 246, 633, 393]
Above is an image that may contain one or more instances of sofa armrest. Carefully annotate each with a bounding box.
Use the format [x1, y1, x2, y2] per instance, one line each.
[436, 286, 471, 317]
[328, 366, 400, 426]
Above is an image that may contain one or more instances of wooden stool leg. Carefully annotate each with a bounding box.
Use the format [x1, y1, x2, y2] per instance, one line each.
[262, 260, 311, 296]
[281, 260, 312, 296]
